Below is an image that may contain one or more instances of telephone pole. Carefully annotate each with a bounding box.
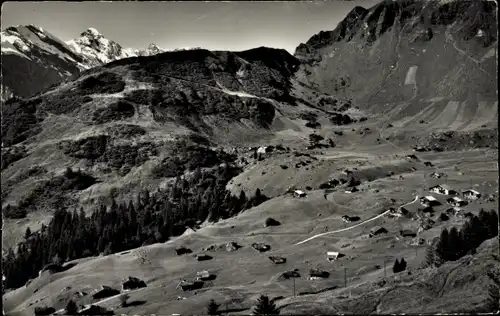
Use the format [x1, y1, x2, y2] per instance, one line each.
[293, 277, 296, 297]
[384, 260, 387, 278]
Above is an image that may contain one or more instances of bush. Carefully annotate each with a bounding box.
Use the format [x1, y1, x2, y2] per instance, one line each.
[79, 72, 126, 95]
[65, 300, 78, 315]
[34, 306, 56, 316]
[265, 218, 281, 227]
[207, 299, 220, 315]
[305, 121, 321, 128]
[2, 205, 27, 219]
[439, 213, 449, 221]
[98, 142, 158, 174]
[309, 133, 324, 143]
[60, 135, 109, 160]
[151, 142, 235, 178]
[92, 100, 135, 124]
[330, 113, 353, 125]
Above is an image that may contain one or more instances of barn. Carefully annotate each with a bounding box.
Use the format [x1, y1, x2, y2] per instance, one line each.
[462, 189, 481, 200]
[430, 185, 457, 196]
[420, 196, 440, 207]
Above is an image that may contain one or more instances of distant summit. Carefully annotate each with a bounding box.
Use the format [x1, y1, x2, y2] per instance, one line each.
[65, 27, 136, 68]
[0, 25, 170, 100]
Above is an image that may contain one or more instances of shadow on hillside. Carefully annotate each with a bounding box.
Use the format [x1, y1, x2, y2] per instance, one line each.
[219, 307, 250, 313]
[124, 300, 146, 307]
[61, 262, 78, 272]
[298, 285, 338, 296]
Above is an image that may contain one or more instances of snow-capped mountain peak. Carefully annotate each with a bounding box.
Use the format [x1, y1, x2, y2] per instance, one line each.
[65, 27, 133, 68]
[1, 24, 169, 101]
[82, 27, 102, 38]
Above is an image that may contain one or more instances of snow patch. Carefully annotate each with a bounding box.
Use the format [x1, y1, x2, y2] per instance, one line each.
[404, 66, 418, 85]
[215, 81, 258, 98]
[86, 28, 101, 37]
[1, 47, 32, 60]
[480, 47, 496, 63]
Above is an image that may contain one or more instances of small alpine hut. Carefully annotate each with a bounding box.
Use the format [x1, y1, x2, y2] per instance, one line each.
[294, 190, 307, 198]
[91, 285, 120, 300]
[400, 229, 417, 238]
[251, 243, 271, 252]
[370, 226, 388, 237]
[326, 251, 341, 261]
[268, 256, 287, 264]
[195, 253, 213, 261]
[446, 196, 467, 207]
[430, 184, 457, 196]
[430, 172, 442, 179]
[257, 146, 268, 155]
[175, 247, 192, 256]
[196, 270, 212, 281]
[420, 196, 440, 207]
[342, 215, 352, 223]
[462, 189, 481, 200]
[177, 279, 204, 292]
[309, 269, 330, 280]
[345, 186, 359, 194]
[122, 276, 147, 291]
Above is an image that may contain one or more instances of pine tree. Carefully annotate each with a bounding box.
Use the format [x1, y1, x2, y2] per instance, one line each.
[393, 259, 401, 273]
[65, 300, 78, 315]
[253, 295, 280, 315]
[448, 227, 462, 261]
[435, 228, 450, 262]
[400, 258, 407, 271]
[423, 243, 436, 268]
[24, 227, 32, 239]
[207, 299, 220, 315]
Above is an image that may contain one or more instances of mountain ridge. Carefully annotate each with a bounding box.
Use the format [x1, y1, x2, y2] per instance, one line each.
[1, 25, 167, 101]
[1, 1, 498, 315]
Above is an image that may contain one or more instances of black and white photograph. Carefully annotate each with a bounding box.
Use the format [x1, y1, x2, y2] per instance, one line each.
[1, 0, 498, 315]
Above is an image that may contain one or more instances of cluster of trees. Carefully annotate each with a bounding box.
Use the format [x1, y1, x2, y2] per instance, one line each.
[3, 164, 269, 289]
[207, 295, 279, 315]
[425, 209, 498, 267]
[392, 258, 407, 273]
[3, 167, 96, 219]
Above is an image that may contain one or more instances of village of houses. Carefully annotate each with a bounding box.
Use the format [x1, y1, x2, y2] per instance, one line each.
[169, 166, 490, 296]
[27, 147, 497, 316]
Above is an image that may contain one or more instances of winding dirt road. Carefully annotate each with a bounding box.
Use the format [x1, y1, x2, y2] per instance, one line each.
[295, 195, 419, 246]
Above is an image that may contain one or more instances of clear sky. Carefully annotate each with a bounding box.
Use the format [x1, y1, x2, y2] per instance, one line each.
[1, 1, 380, 54]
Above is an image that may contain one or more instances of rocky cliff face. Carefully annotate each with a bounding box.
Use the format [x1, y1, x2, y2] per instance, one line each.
[65, 28, 136, 69]
[292, 0, 497, 132]
[1, 25, 84, 99]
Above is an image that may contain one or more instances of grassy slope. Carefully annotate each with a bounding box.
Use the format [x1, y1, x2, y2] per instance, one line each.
[3, 145, 497, 315]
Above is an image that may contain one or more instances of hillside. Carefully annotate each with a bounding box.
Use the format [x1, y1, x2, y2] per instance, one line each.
[1, 46, 307, 251]
[1, 25, 84, 100]
[1, 0, 498, 315]
[293, 0, 497, 135]
[0, 26, 167, 101]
